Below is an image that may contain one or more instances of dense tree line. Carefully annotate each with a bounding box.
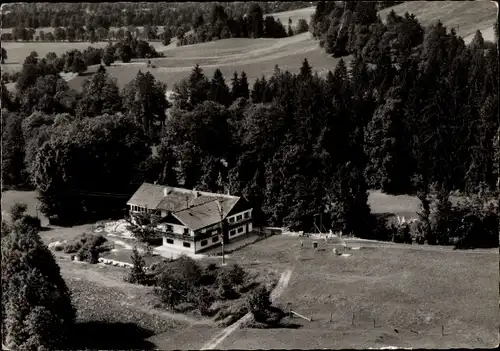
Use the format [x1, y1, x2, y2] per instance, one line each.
[1, 2, 314, 43]
[1, 2, 315, 29]
[2, 4, 498, 247]
[177, 3, 289, 46]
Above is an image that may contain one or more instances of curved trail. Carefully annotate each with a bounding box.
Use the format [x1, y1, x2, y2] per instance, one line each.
[200, 268, 293, 350]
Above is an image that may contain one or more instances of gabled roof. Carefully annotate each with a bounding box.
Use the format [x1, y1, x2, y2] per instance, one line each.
[173, 196, 240, 231]
[126, 182, 167, 209]
[127, 183, 247, 231]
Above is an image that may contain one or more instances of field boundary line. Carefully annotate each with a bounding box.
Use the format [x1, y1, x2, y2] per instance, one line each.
[200, 267, 293, 350]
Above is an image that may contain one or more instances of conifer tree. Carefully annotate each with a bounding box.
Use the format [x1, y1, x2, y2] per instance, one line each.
[188, 64, 210, 107]
[209, 68, 231, 107]
[1, 225, 76, 350]
[76, 65, 123, 118]
[238, 71, 250, 100]
[126, 246, 147, 285]
[230, 71, 240, 102]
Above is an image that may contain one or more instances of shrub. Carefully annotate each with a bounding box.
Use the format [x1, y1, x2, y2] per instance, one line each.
[410, 221, 426, 245]
[227, 264, 246, 286]
[392, 223, 412, 244]
[154, 255, 203, 307]
[246, 286, 272, 323]
[12, 215, 42, 235]
[9, 202, 28, 222]
[155, 271, 186, 309]
[216, 272, 239, 300]
[63, 233, 112, 263]
[200, 263, 218, 285]
[195, 287, 215, 316]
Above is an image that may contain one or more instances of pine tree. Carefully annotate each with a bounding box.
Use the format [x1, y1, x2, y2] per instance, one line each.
[1, 225, 76, 350]
[76, 65, 123, 118]
[298, 58, 313, 80]
[209, 68, 230, 107]
[238, 71, 250, 99]
[230, 71, 240, 102]
[123, 70, 169, 134]
[126, 246, 147, 285]
[188, 64, 210, 107]
[364, 87, 410, 193]
[251, 77, 264, 103]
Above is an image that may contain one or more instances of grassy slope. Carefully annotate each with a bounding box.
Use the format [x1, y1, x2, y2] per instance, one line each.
[215, 235, 498, 349]
[378, 0, 497, 43]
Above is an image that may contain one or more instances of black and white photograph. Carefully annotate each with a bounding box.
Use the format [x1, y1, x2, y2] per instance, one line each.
[1, 1, 499, 349]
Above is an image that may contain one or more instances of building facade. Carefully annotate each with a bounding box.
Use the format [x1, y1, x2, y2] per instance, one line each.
[126, 183, 253, 253]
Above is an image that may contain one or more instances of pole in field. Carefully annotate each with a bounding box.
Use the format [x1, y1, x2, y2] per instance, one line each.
[352, 312, 355, 326]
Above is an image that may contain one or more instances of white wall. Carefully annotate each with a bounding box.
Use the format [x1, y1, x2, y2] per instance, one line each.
[228, 223, 251, 241]
[194, 234, 221, 252]
[162, 236, 195, 252]
[157, 222, 193, 235]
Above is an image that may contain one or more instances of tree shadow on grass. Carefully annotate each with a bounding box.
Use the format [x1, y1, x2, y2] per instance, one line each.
[65, 321, 157, 350]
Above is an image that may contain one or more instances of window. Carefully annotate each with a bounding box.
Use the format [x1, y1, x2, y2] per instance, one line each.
[238, 227, 244, 233]
[212, 230, 218, 235]
[236, 215, 242, 221]
[244, 211, 249, 219]
[212, 236, 219, 243]
[229, 217, 235, 223]
[201, 240, 208, 247]
[201, 228, 206, 233]
[183, 228, 189, 235]
[166, 238, 174, 244]
[183, 242, 191, 248]
[166, 224, 173, 232]
[229, 230, 236, 236]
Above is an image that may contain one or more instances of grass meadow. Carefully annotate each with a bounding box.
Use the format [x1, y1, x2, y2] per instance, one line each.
[214, 235, 499, 349]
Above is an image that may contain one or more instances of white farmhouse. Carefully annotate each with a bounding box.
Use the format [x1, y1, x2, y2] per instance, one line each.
[126, 183, 253, 253]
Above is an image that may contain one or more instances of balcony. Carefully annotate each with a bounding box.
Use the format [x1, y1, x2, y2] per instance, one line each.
[160, 230, 195, 242]
[227, 216, 252, 228]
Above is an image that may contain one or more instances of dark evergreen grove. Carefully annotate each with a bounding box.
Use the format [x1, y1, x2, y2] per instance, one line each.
[1, 2, 313, 44]
[1, 4, 498, 246]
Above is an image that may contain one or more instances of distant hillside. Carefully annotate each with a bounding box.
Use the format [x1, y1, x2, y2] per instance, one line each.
[378, 0, 497, 43]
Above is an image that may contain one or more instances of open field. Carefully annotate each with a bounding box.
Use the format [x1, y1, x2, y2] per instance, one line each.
[270, 6, 315, 27]
[378, 0, 498, 44]
[0, 41, 169, 73]
[212, 235, 498, 349]
[64, 32, 343, 92]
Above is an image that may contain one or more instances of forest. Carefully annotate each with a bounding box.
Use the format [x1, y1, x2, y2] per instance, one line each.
[0, 2, 315, 43]
[2, 2, 498, 249]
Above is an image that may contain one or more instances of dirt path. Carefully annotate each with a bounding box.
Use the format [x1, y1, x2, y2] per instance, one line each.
[200, 267, 293, 350]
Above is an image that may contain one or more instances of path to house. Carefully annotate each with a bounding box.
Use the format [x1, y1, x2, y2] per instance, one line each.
[199, 267, 294, 350]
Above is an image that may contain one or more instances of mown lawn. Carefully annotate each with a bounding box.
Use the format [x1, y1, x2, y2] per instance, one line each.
[214, 235, 498, 349]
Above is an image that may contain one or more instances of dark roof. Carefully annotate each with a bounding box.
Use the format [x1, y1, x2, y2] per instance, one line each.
[126, 183, 168, 209]
[173, 196, 240, 231]
[127, 183, 247, 230]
